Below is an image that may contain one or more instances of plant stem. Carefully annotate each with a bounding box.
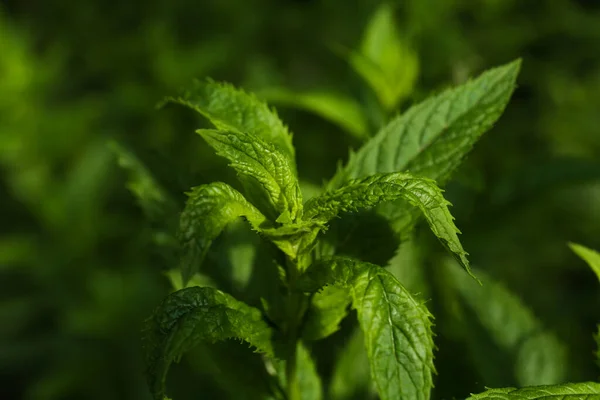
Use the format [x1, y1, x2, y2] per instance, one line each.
[284, 254, 307, 400]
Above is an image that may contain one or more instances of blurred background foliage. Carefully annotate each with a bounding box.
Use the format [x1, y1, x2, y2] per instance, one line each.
[1, 0, 600, 399]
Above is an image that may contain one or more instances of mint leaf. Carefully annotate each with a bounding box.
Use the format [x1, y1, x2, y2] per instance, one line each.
[568, 242, 600, 283]
[465, 382, 600, 399]
[349, 3, 418, 111]
[198, 129, 302, 222]
[142, 287, 275, 400]
[109, 141, 169, 219]
[300, 257, 435, 400]
[301, 285, 351, 341]
[274, 343, 323, 400]
[305, 172, 474, 279]
[178, 182, 266, 285]
[296, 343, 323, 400]
[329, 329, 373, 400]
[445, 259, 566, 386]
[260, 88, 369, 139]
[164, 79, 295, 165]
[331, 59, 521, 188]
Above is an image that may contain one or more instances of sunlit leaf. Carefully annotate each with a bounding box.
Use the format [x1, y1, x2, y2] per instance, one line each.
[164, 78, 295, 165]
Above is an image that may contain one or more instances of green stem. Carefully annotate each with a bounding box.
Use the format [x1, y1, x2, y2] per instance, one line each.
[284, 254, 308, 400]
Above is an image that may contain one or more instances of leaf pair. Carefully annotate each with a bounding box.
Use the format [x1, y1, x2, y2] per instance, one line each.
[299, 257, 434, 400]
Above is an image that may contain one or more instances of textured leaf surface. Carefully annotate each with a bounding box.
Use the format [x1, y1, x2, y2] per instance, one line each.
[350, 3, 418, 111]
[178, 182, 266, 285]
[301, 285, 351, 341]
[569, 242, 600, 283]
[305, 172, 473, 278]
[331, 59, 521, 188]
[165, 79, 295, 164]
[260, 88, 369, 139]
[446, 260, 566, 386]
[465, 382, 600, 399]
[198, 129, 302, 222]
[300, 257, 434, 400]
[142, 287, 275, 400]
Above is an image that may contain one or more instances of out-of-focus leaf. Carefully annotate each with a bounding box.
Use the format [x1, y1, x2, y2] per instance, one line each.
[260, 88, 369, 139]
[568, 242, 600, 283]
[299, 257, 434, 400]
[465, 382, 600, 399]
[491, 158, 600, 207]
[445, 259, 567, 386]
[350, 3, 419, 110]
[164, 269, 216, 292]
[329, 329, 373, 400]
[301, 285, 351, 341]
[142, 287, 275, 400]
[109, 141, 169, 220]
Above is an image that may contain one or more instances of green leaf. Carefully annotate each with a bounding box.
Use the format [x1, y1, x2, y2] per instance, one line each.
[568, 242, 600, 283]
[350, 3, 418, 110]
[198, 129, 302, 222]
[178, 182, 267, 285]
[445, 259, 567, 386]
[329, 329, 373, 400]
[142, 286, 275, 400]
[465, 382, 600, 399]
[305, 172, 474, 279]
[273, 343, 323, 400]
[164, 269, 216, 292]
[164, 78, 295, 165]
[260, 88, 369, 139]
[109, 141, 169, 219]
[331, 59, 521, 188]
[296, 343, 323, 400]
[299, 257, 435, 400]
[301, 285, 351, 341]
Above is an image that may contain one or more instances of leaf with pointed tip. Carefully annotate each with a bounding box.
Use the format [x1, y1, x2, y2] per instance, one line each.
[198, 129, 302, 222]
[164, 78, 295, 164]
[178, 182, 266, 285]
[445, 259, 567, 386]
[330, 59, 521, 189]
[568, 242, 600, 283]
[260, 88, 369, 139]
[142, 287, 275, 400]
[465, 382, 600, 399]
[305, 172, 474, 279]
[299, 257, 435, 400]
[301, 285, 351, 341]
[349, 3, 418, 110]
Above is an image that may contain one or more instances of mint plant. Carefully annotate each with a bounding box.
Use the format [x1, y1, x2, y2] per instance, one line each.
[139, 59, 600, 400]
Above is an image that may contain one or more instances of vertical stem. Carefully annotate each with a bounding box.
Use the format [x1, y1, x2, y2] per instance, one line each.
[284, 254, 307, 400]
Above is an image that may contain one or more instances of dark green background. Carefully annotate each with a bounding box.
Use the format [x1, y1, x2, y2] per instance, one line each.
[1, 0, 600, 399]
